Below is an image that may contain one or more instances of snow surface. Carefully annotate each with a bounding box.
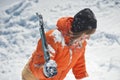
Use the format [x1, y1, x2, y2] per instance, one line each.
[0, 0, 120, 80]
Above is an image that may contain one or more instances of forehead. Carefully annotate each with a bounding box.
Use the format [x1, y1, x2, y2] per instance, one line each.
[85, 29, 96, 34]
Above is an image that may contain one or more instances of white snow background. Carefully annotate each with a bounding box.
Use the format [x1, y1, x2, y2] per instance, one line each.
[0, 0, 120, 80]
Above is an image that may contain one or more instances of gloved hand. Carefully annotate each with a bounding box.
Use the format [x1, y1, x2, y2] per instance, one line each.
[43, 60, 57, 78]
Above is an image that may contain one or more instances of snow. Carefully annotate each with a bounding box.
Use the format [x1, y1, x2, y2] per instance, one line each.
[50, 29, 65, 46]
[48, 44, 55, 54]
[0, 0, 120, 80]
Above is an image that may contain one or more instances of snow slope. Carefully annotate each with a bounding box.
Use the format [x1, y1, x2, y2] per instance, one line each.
[0, 0, 120, 80]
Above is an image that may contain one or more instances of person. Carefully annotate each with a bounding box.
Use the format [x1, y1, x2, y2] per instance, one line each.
[22, 8, 97, 80]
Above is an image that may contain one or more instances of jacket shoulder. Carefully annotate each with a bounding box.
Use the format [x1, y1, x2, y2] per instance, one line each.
[56, 17, 73, 28]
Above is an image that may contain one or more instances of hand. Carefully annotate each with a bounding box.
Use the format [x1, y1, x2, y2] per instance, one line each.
[43, 60, 57, 78]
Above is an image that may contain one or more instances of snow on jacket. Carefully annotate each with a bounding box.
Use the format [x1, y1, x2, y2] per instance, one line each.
[29, 17, 88, 80]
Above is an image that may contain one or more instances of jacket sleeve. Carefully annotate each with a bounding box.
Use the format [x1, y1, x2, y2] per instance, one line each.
[72, 42, 88, 79]
[29, 39, 46, 79]
[29, 30, 62, 79]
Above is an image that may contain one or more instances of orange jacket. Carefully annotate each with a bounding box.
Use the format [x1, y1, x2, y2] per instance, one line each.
[29, 17, 88, 80]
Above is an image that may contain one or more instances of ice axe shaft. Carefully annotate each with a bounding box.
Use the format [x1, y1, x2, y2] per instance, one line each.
[36, 13, 50, 62]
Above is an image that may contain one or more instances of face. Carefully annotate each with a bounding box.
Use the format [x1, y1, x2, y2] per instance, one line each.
[69, 32, 91, 48]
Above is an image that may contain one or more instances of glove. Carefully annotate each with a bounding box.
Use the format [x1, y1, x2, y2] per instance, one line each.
[43, 60, 57, 78]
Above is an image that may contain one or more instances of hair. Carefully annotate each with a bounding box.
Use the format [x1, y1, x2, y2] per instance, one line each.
[84, 28, 96, 35]
[71, 8, 97, 33]
[68, 28, 96, 38]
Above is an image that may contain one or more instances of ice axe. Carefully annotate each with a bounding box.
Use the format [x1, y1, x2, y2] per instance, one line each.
[36, 13, 57, 78]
